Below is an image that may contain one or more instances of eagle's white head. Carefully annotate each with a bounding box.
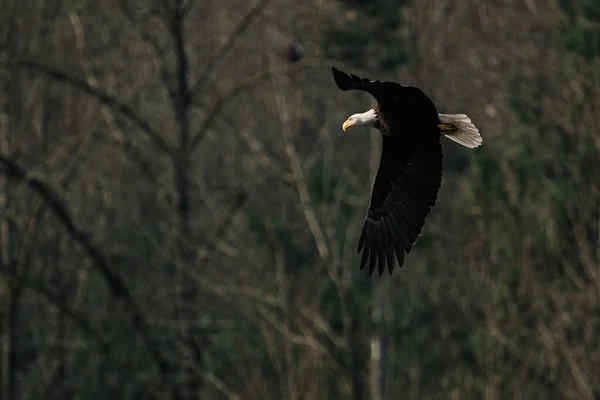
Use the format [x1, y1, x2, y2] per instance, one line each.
[342, 109, 377, 131]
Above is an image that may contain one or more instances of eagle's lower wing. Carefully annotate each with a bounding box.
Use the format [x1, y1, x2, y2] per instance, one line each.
[358, 135, 443, 276]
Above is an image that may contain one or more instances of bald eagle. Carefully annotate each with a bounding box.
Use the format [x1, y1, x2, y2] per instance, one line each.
[332, 67, 482, 276]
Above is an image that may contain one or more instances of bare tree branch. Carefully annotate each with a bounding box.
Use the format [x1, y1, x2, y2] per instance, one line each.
[193, 191, 246, 266]
[1, 270, 102, 348]
[189, 0, 271, 95]
[267, 48, 329, 261]
[116, 2, 179, 108]
[16, 59, 176, 156]
[190, 57, 323, 150]
[0, 154, 177, 397]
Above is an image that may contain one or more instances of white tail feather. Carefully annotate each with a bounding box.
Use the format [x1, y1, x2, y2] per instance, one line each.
[438, 113, 482, 149]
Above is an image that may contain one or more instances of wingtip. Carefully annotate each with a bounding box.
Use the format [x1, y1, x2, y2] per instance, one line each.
[332, 66, 351, 91]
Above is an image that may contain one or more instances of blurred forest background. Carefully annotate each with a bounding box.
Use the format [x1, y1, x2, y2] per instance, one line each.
[1, 0, 599, 399]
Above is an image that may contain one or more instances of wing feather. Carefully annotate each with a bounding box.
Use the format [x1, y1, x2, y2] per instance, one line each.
[357, 136, 443, 276]
[386, 212, 413, 253]
[369, 240, 378, 275]
[332, 67, 429, 112]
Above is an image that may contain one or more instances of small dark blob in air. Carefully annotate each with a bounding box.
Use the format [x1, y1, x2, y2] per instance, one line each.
[286, 42, 304, 63]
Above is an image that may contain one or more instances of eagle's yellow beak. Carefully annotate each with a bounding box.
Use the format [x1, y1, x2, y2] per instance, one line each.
[342, 119, 353, 131]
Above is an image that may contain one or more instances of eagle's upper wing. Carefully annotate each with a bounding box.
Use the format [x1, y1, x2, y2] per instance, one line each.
[358, 135, 443, 276]
[332, 66, 412, 105]
[332, 67, 438, 133]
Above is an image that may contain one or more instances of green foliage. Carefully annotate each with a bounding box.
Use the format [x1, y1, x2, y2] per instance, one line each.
[322, 0, 412, 70]
[307, 161, 337, 204]
[555, 0, 600, 62]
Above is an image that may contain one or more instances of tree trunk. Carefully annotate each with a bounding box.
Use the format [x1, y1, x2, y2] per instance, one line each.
[171, 3, 203, 398]
[370, 281, 387, 400]
[0, 18, 18, 400]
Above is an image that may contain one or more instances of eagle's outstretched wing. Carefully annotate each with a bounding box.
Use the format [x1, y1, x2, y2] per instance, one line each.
[332, 66, 407, 104]
[358, 135, 443, 275]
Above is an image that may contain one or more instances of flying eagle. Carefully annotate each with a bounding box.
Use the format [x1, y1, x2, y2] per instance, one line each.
[332, 67, 482, 276]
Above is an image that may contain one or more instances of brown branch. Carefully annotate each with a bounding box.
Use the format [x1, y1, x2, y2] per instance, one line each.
[190, 57, 321, 150]
[1, 270, 102, 348]
[267, 51, 330, 261]
[16, 59, 175, 156]
[0, 154, 177, 396]
[193, 191, 247, 266]
[189, 0, 271, 94]
[117, 1, 176, 106]
[15, 203, 47, 274]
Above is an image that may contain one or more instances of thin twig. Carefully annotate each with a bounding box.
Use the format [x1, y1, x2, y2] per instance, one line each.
[190, 56, 323, 151]
[190, 0, 271, 94]
[17, 59, 175, 156]
[0, 154, 176, 396]
[193, 191, 247, 266]
[117, 2, 175, 105]
[0, 270, 102, 348]
[266, 47, 329, 260]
